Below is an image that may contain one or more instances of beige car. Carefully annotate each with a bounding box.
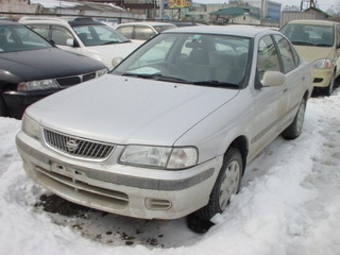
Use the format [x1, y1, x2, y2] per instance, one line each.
[281, 19, 340, 96]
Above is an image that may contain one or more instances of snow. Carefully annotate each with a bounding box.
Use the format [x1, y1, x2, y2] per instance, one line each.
[1, 87, 340, 254]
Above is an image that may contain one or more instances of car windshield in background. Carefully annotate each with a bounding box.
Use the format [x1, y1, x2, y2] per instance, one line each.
[113, 33, 250, 87]
[281, 24, 334, 47]
[72, 24, 131, 46]
[153, 25, 177, 33]
[0, 25, 52, 53]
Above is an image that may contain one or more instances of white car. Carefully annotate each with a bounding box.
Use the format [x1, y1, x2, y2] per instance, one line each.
[19, 16, 140, 70]
[115, 21, 177, 44]
[16, 26, 313, 225]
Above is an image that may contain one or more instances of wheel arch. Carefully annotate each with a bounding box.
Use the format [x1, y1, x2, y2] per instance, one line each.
[225, 136, 248, 176]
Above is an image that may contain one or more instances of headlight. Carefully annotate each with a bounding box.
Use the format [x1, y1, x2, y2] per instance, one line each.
[312, 58, 332, 69]
[120, 145, 198, 170]
[17, 79, 59, 91]
[96, 68, 108, 77]
[22, 115, 40, 140]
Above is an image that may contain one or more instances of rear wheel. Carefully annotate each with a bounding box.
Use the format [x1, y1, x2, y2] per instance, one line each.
[282, 97, 306, 140]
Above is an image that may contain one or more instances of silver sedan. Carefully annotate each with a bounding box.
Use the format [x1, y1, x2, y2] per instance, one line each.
[16, 25, 313, 223]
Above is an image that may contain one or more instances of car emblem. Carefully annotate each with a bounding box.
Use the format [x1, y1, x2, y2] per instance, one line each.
[66, 139, 79, 152]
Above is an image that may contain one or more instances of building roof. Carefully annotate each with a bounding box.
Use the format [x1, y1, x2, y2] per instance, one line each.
[210, 6, 260, 19]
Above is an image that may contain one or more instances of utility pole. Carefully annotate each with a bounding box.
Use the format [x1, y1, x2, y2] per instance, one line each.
[160, 0, 164, 20]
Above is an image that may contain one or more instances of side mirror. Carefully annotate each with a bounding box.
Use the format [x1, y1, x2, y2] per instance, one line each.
[262, 71, 285, 87]
[112, 56, 124, 68]
[66, 38, 75, 47]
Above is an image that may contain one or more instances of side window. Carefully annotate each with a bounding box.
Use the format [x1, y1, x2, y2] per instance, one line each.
[50, 26, 73, 46]
[116, 26, 133, 39]
[273, 34, 299, 73]
[257, 35, 280, 80]
[28, 25, 50, 40]
[134, 26, 155, 40]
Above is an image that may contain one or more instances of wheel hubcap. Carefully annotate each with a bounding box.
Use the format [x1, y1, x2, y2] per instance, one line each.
[219, 160, 240, 211]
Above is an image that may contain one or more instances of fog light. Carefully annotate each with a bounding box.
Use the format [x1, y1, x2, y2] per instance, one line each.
[145, 198, 172, 210]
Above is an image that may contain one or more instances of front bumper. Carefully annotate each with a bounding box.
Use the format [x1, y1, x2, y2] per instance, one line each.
[312, 68, 333, 88]
[2, 89, 60, 119]
[16, 131, 222, 220]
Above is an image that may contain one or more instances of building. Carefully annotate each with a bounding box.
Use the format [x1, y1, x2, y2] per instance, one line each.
[0, 0, 141, 20]
[280, 6, 332, 27]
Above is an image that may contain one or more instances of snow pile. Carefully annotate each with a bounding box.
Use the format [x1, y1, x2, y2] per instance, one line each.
[0, 88, 340, 255]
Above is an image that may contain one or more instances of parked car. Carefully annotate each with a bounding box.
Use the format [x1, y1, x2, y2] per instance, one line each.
[115, 21, 177, 43]
[19, 16, 140, 70]
[280, 19, 340, 96]
[0, 20, 107, 119]
[171, 21, 208, 27]
[16, 26, 313, 226]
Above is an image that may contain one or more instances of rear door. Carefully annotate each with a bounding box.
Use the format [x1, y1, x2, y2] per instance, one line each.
[273, 34, 309, 124]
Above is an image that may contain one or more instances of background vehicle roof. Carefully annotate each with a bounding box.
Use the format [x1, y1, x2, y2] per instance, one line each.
[116, 21, 176, 27]
[163, 25, 279, 37]
[287, 19, 339, 26]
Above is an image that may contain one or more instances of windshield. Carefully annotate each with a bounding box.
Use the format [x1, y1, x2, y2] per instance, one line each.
[0, 24, 52, 53]
[281, 23, 334, 47]
[113, 33, 250, 88]
[72, 24, 131, 46]
[153, 25, 177, 33]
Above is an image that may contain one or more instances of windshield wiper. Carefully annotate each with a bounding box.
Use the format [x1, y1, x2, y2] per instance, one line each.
[192, 80, 238, 88]
[315, 43, 331, 47]
[102, 41, 120, 45]
[122, 72, 189, 83]
[291, 41, 314, 46]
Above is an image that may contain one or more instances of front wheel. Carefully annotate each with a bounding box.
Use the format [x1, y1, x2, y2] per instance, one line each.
[282, 97, 306, 140]
[0, 94, 8, 117]
[324, 72, 335, 96]
[196, 147, 243, 220]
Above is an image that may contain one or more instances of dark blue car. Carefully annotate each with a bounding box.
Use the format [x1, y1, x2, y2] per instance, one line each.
[0, 20, 107, 119]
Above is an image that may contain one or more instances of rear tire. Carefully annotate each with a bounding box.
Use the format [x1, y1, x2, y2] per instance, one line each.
[282, 97, 306, 140]
[196, 147, 243, 220]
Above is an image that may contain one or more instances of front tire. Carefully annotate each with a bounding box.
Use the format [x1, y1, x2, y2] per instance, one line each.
[282, 97, 306, 140]
[0, 94, 8, 117]
[324, 72, 335, 96]
[196, 147, 243, 220]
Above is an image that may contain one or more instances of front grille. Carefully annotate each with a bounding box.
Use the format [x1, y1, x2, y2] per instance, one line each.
[83, 72, 96, 82]
[56, 71, 97, 87]
[57, 76, 82, 86]
[44, 129, 114, 160]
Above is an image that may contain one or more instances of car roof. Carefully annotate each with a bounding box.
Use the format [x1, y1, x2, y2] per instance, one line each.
[116, 21, 176, 27]
[163, 25, 278, 38]
[0, 20, 21, 26]
[286, 19, 339, 26]
[19, 16, 104, 27]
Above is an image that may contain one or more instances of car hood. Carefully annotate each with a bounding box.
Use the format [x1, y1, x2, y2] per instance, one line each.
[294, 45, 334, 62]
[27, 75, 239, 145]
[87, 42, 140, 58]
[83, 42, 140, 69]
[0, 48, 104, 81]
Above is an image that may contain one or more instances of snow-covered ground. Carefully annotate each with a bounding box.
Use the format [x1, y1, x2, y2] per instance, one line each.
[1, 87, 340, 255]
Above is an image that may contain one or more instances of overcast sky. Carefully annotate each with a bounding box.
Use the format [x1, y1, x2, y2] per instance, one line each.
[192, 0, 339, 12]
